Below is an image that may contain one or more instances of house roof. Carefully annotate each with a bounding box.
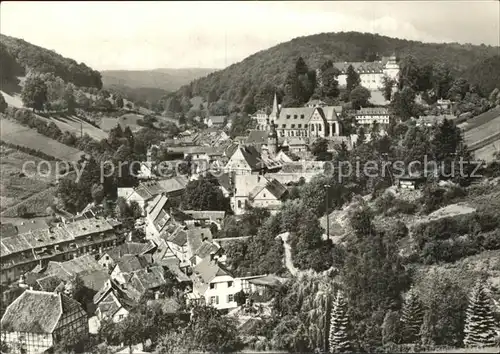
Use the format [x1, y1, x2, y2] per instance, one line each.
[187, 228, 214, 259]
[191, 259, 233, 293]
[166, 227, 188, 247]
[115, 254, 151, 274]
[162, 258, 191, 282]
[247, 274, 288, 287]
[102, 242, 156, 263]
[207, 116, 227, 125]
[1, 290, 81, 334]
[36, 275, 66, 292]
[0, 223, 18, 237]
[157, 176, 189, 194]
[332, 60, 386, 74]
[97, 292, 122, 318]
[246, 130, 269, 145]
[14, 218, 49, 234]
[275, 107, 315, 127]
[130, 265, 166, 292]
[183, 210, 226, 220]
[80, 270, 111, 292]
[215, 173, 232, 192]
[45, 254, 102, 279]
[356, 107, 390, 115]
[249, 178, 287, 200]
[319, 106, 343, 121]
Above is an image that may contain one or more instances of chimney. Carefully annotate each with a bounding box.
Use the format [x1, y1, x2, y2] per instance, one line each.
[155, 291, 160, 300]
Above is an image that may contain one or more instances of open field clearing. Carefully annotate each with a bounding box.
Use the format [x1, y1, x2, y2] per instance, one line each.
[464, 115, 500, 147]
[0, 147, 58, 213]
[99, 112, 179, 132]
[0, 90, 23, 108]
[36, 113, 109, 140]
[0, 118, 84, 161]
[99, 112, 144, 132]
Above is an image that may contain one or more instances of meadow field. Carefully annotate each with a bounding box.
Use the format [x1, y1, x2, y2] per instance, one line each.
[0, 118, 84, 161]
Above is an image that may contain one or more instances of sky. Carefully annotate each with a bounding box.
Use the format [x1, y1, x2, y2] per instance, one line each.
[1, 1, 499, 71]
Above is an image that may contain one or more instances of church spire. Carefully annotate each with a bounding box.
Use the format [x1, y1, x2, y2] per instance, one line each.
[271, 92, 279, 116]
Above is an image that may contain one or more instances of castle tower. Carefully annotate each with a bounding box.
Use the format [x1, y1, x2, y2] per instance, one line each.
[267, 120, 278, 157]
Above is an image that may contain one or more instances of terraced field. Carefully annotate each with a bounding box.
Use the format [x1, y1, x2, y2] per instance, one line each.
[0, 118, 84, 161]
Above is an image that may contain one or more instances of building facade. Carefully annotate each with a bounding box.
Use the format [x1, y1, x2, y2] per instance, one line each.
[1, 218, 122, 285]
[333, 55, 400, 90]
[355, 107, 390, 126]
[1, 290, 88, 354]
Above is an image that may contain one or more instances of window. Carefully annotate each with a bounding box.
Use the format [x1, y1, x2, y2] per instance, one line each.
[311, 125, 314, 131]
[282, 124, 286, 128]
[294, 115, 298, 119]
[300, 114, 304, 119]
[237, 200, 242, 208]
[210, 296, 219, 305]
[304, 124, 308, 128]
[286, 115, 291, 119]
[228, 281, 233, 287]
[298, 124, 302, 128]
[291, 124, 295, 128]
[263, 193, 266, 197]
[210, 283, 216, 289]
[228, 294, 234, 302]
[119, 314, 124, 320]
[318, 125, 322, 131]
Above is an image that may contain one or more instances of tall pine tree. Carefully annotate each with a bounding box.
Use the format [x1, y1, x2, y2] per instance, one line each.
[400, 287, 424, 344]
[463, 281, 497, 347]
[329, 290, 351, 353]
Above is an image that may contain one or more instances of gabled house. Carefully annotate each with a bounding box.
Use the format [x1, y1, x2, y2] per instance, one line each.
[128, 265, 166, 294]
[232, 174, 287, 215]
[110, 254, 153, 284]
[117, 181, 166, 213]
[97, 241, 156, 270]
[1, 290, 88, 354]
[248, 177, 288, 212]
[189, 259, 239, 310]
[93, 279, 140, 324]
[225, 145, 282, 175]
[188, 259, 267, 310]
[183, 210, 226, 227]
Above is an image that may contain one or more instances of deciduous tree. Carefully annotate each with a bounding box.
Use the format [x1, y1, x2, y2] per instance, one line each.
[21, 75, 48, 111]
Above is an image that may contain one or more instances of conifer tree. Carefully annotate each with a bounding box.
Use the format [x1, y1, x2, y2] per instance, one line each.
[400, 287, 424, 344]
[329, 290, 351, 353]
[464, 281, 497, 347]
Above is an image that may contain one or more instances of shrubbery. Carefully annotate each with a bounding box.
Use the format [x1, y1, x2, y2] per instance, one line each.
[411, 210, 500, 263]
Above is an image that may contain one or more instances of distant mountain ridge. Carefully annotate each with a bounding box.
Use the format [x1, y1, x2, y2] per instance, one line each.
[101, 68, 217, 91]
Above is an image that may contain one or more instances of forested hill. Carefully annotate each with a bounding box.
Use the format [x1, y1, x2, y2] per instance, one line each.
[180, 31, 499, 104]
[0, 34, 102, 89]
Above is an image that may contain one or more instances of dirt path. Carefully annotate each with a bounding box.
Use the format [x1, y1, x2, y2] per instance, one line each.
[276, 232, 298, 276]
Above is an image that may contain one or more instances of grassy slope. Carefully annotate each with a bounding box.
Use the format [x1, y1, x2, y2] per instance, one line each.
[0, 117, 84, 161]
[0, 147, 58, 213]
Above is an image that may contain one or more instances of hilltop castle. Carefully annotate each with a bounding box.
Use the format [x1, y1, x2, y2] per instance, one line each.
[329, 54, 400, 91]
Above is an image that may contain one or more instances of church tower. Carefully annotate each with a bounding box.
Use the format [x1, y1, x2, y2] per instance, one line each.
[267, 120, 278, 157]
[268, 92, 280, 122]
